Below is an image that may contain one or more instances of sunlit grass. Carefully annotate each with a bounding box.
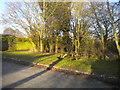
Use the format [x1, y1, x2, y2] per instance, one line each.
[2, 51, 119, 77]
[54, 58, 94, 72]
[15, 42, 33, 50]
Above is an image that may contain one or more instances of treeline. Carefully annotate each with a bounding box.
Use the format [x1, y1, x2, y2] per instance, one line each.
[1, 1, 120, 60]
[1, 36, 31, 51]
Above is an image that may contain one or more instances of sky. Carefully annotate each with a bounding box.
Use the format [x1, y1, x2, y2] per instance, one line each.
[0, 1, 6, 34]
[0, 0, 119, 34]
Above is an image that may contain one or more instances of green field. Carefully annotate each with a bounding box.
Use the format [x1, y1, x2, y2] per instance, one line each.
[15, 42, 33, 51]
[1, 51, 119, 77]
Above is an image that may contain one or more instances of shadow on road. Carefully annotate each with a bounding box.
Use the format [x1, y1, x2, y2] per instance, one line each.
[3, 70, 48, 88]
[2, 61, 28, 76]
[3, 58, 62, 88]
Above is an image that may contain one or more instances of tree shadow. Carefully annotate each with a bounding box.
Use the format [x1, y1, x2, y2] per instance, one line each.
[35, 54, 54, 59]
[89, 59, 120, 87]
[46, 58, 62, 70]
[3, 70, 48, 88]
[3, 58, 62, 88]
[91, 60, 120, 77]
[2, 61, 29, 76]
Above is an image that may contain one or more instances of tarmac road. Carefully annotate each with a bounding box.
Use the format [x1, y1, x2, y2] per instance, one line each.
[2, 61, 114, 88]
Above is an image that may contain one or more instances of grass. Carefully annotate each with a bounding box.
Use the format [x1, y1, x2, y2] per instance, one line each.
[1, 51, 120, 77]
[91, 60, 119, 76]
[15, 42, 33, 51]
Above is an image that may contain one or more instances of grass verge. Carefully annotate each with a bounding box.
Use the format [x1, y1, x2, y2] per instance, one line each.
[1, 51, 119, 77]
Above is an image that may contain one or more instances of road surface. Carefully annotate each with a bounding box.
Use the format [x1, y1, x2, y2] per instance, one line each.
[2, 61, 114, 88]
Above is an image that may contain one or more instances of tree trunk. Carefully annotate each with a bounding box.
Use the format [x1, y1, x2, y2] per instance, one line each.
[50, 45, 53, 53]
[114, 25, 120, 56]
[55, 36, 59, 53]
[40, 34, 43, 53]
[101, 33, 105, 59]
[29, 38, 37, 52]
